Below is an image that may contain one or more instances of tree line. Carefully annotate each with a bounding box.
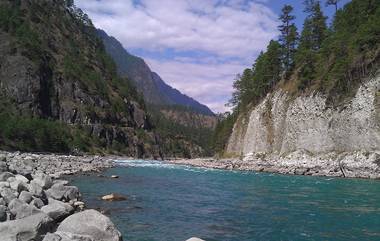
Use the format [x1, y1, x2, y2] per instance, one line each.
[212, 0, 380, 155]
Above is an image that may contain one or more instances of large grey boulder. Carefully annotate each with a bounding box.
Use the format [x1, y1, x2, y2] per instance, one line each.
[0, 187, 17, 204]
[41, 199, 74, 221]
[32, 173, 53, 189]
[0, 181, 10, 188]
[0, 172, 14, 181]
[46, 184, 80, 202]
[0, 213, 54, 241]
[29, 181, 47, 201]
[31, 197, 45, 209]
[10, 179, 28, 192]
[55, 209, 122, 241]
[0, 205, 7, 222]
[9, 198, 42, 219]
[42, 233, 64, 241]
[15, 174, 30, 183]
[8, 161, 34, 177]
[0, 157, 8, 172]
[19, 191, 33, 203]
[186, 238, 205, 241]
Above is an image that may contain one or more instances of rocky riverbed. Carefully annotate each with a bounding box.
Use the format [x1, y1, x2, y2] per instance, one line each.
[0, 151, 122, 241]
[0, 151, 205, 241]
[167, 150, 380, 179]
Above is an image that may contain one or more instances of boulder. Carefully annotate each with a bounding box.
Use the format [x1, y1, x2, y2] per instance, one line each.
[0, 181, 10, 188]
[41, 198, 74, 221]
[0, 198, 6, 206]
[101, 193, 127, 201]
[19, 191, 33, 203]
[55, 209, 122, 241]
[0, 172, 14, 182]
[0, 205, 6, 222]
[8, 161, 33, 177]
[31, 197, 45, 209]
[10, 179, 28, 192]
[0, 158, 8, 172]
[8, 198, 41, 219]
[0, 188, 17, 204]
[32, 173, 53, 189]
[0, 213, 54, 241]
[15, 174, 30, 183]
[29, 181, 47, 201]
[42, 233, 63, 241]
[73, 201, 85, 210]
[46, 184, 80, 202]
[186, 238, 205, 241]
[53, 180, 69, 186]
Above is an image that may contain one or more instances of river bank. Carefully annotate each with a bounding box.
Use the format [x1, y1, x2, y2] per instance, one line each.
[167, 150, 380, 179]
[0, 151, 123, 241]
[0, 151, 204, 241]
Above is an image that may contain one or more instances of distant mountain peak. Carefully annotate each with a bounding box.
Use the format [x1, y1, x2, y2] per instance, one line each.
[97, 29, 214, 116]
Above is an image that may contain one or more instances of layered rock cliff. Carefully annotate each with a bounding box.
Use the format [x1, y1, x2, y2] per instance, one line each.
[226, 72, 380, 157]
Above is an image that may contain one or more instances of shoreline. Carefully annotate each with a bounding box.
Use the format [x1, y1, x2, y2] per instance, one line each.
[166, 150, 380, 179]
[0, 151, 124, 241]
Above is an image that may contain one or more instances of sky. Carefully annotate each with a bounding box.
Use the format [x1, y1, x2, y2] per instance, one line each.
[76, 0, 350, 113]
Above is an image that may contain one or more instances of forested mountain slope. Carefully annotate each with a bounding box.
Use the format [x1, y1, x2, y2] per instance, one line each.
[98, 29, 218, 157]
[97, 29, 214, 116]
[0, 0, 161, 158]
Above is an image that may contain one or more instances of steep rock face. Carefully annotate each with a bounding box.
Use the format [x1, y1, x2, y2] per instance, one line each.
[226, 73, 380, 157]
[0, 0, 161, 158]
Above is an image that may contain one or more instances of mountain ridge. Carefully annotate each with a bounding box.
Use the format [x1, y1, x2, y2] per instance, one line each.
[97, 29, 214, 116]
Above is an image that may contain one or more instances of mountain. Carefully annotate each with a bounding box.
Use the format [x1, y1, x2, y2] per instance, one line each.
[97, 29, 214, 116]
[97, 29, 218, 157]
[214, 0, 380, 160]
[0, 0, 161, 158]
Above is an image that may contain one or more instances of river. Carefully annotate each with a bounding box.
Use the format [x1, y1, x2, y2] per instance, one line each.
[70, 160, 380, 241]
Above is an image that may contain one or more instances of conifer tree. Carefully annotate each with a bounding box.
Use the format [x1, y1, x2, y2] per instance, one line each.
[278, 4, 298, 74]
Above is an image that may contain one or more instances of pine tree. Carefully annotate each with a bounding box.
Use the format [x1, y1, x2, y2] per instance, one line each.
[278, 4, 298, 74]
[296, 0, 328, 88]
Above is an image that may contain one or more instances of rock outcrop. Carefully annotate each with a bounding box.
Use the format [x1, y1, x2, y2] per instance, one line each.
[217, 73, 380, 178]
[227, 73, 380, 156]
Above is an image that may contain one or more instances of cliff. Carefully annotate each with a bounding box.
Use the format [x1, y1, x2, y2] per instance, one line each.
[0, 0, 161, 158]
[226, 72, 380, 157]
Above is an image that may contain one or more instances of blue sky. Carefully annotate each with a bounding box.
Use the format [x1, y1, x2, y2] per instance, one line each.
[76, 0, 350, 113]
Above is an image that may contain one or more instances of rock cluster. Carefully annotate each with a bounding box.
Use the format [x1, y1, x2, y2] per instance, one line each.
[0, 152, 122, 241]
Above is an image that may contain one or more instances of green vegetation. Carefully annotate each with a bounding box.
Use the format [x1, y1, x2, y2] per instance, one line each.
[211, 112, 237, 155]
[0, 113, 81, 153]
[148, 105, 214, 157]
[214, 0, 380, 155]
[0, 0, 148, 154]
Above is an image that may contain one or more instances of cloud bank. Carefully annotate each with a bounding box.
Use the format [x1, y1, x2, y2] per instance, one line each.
[76, 0, 279, 112]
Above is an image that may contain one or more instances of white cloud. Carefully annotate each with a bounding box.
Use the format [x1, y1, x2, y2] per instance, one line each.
[76, 0, 279, 113]
[146, 58, 244, 112]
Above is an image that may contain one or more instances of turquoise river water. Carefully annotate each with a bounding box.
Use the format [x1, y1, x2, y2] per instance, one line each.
[70, 160, 380, 241]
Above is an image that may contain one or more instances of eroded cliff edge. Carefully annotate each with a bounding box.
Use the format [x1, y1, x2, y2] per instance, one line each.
[223, 72, 380, 178]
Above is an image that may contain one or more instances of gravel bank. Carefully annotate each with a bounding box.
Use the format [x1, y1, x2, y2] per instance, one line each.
[167, 150, 380, 179]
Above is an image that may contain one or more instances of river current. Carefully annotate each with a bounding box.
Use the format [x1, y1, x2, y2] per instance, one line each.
[71, 160, 380, 241]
